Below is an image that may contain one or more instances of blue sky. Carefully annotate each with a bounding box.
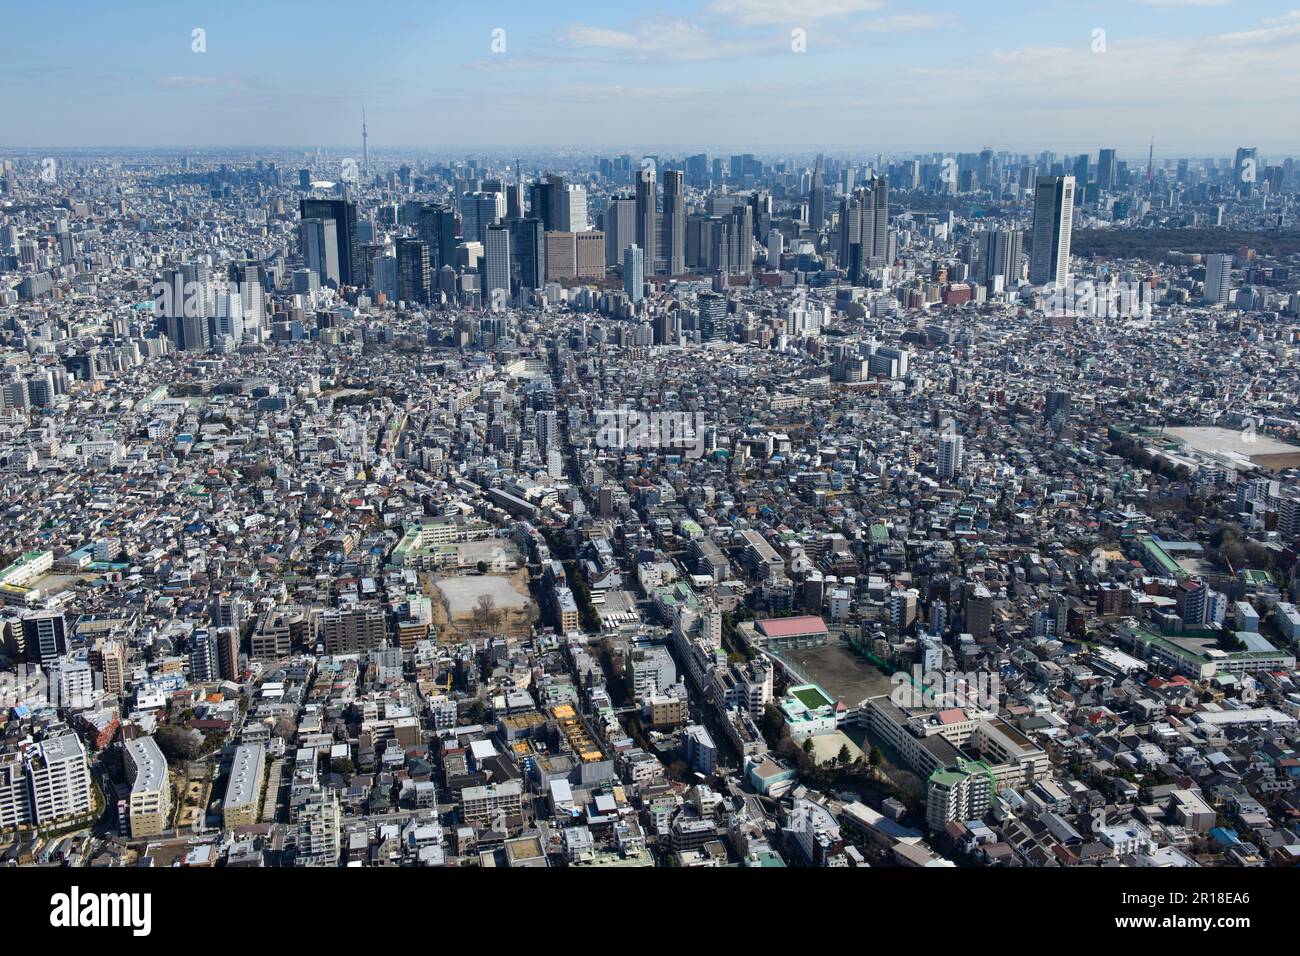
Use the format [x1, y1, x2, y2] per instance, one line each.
[3, 0, 1298, 157]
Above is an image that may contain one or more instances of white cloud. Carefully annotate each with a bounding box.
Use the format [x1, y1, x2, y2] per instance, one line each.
[557, 18, 779, 61]
[707, 0, 885, 27]
[1133, 0, 1230, 7]
[851, 13, 951, 33]
[558, 26, 640, 49]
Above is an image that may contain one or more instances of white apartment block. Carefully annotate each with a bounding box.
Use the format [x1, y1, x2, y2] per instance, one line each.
[124, 735, 170, 838]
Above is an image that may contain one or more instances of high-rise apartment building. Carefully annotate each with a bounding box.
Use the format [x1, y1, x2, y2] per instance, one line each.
[624, 244, 645, 303]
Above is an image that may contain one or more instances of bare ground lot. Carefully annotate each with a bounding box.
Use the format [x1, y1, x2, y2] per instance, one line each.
[422, 570, 536, 641]
[775, 642, 895, 709]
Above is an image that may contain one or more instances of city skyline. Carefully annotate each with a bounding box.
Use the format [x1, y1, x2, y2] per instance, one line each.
[5, 0, 1300, 152]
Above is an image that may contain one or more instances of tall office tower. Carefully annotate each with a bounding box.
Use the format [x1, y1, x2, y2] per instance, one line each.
[808, 158, 826, 229]
[602, 193, 637, 267]
[661, 170, 686, 276]
[297, 788, 342, 867]
[483, 224, 512, 304]
[298, 168, 311, 191]
[977, 228, 1023, 285]
[157, 261, 211, 344]
[299, 217, 340, 287]
[697, 291, 727, 341]
[460, 190, 504, 245]
[1072, 154, 1090, 186]
[212, 289, 245, 345]
[635, 165, 658, 275]
[938, 431, 964, 480]
[416, 203, 458, 271]
[686, 153, 709, 188]
[767, 230, 784, 271]
[395, 238, 431, 305]
[1204, 253, 1233, 306]
[507, 162, 525, 219]
[864, 177, 889, 261]
[300, 199, 360, 285]
[560, 184, 588, 232]
[542, 174, 565, 227]
[1097, 148, 1117, 190]
[371, 254, 397, 299]
[506, 179, 525, 220]
[836, 191, 862, 269]
[528, 178, 555, 231]
[1234, 147, 1258, 194]
[510, 217, 546, 292]
[21, 611, 67, 663]
[624, 244, 645, 303]
[836, 177, 890, 270]
[1029, 175, 1075, 286]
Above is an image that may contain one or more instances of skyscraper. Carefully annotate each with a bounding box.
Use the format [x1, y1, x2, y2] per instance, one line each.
[1029, 175, 1075, 287]
[635, 165, 658, 276]
[662, 170, 685, 276]
[560, 184, 588, 232]
[808, 157, 826, 229]
[416, 203, 458, 272]
[300, 199, 360, 285]
[1097, 148, 1117, 190]
[460, 190, 504, 246]
[483, 224, 511, 306]
[1234, 147, 1258, 194]
[602, 193, 636, 268]
[1204, 253, 1233, 307]
[395, 237, 430, 305]
[976, 228, 1023, 285]
[299, 217, 340, 287]
[624, 244, 645, 303]
[938, 432, 964, 480]
[864, 177, 889, 261]
[836, 177, 890, 270]
[510, 217, 546, 292]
